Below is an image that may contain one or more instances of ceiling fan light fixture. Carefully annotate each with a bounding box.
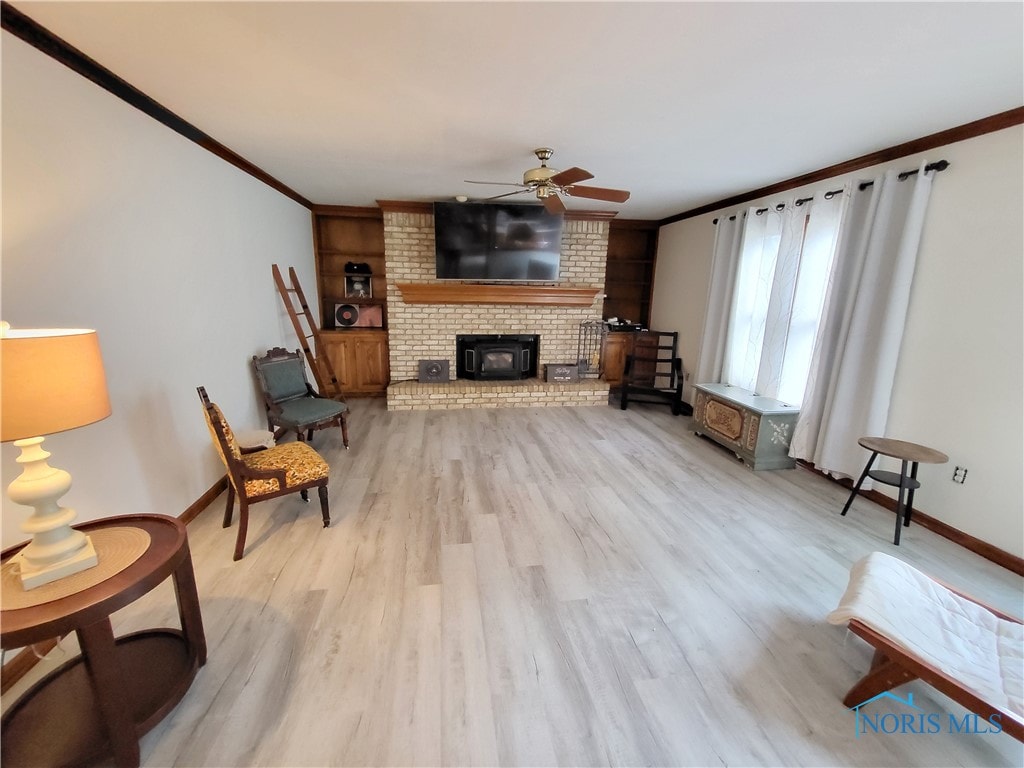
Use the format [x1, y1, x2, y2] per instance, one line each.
[465, 147, 630, 211]
[524, 166, 557, 185]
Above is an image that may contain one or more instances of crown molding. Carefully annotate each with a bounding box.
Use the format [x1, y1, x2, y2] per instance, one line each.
[660, 106, 1024, 226]
[1, 1, 313, 210]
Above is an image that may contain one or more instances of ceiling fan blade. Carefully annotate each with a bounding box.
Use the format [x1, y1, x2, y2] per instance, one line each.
[549, 166, 594, 186]
[486, 190, 530, 200]
[464, 180, 528, 187]
[542, 194, 566, 214]
[565, 185, 631, 203]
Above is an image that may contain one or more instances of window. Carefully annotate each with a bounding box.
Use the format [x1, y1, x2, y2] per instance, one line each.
[720, 193, 843, 406]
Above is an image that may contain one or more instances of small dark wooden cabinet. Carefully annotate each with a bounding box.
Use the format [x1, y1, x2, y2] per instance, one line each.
[600, 331, 634, 388]
[1, 515, 206, 768]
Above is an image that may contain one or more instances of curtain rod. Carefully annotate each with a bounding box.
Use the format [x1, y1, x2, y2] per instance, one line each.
[859, 159, 950, 191]
[713, 160, 950, 224]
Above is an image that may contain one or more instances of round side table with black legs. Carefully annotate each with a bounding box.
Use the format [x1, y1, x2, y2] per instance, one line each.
[840, 436, 949, 545]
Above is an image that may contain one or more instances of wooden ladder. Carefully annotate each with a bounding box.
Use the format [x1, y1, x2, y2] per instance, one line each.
[271, 264, 344, 399]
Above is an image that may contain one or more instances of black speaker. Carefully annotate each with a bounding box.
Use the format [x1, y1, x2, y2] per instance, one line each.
[418, 359, 450, 383]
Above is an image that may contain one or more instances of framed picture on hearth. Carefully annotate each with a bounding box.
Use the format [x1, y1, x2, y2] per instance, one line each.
[345, 275, 372, 299]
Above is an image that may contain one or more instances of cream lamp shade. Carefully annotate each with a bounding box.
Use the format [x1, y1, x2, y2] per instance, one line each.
[1, 327, 111, 589]
[2, 328, 111, 441]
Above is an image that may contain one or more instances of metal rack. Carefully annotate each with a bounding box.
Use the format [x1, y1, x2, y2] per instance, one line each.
[577, 320, 606, 378]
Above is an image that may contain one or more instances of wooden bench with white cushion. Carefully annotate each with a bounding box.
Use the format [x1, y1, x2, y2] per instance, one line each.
[828, 551, 1022, 741]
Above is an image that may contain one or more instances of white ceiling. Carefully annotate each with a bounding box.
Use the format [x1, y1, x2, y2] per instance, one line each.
[11, 1, 1023, 219]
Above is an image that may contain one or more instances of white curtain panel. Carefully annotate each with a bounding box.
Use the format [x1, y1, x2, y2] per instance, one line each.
[722, 205, 783, 391]
[695, 212, 744, 385]
[790, 163, 936, 477]
[716, 193, 844, 405]
[754, 202, 803, 398]
[766, 191, 847, 404]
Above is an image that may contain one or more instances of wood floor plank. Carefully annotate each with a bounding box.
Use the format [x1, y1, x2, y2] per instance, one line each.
[554, 597, 674, 767]
[384, 583, 443, 767]
[510, 565, 608, 767]
[470, 514, 559, 766]
[440, 542, 500, 766]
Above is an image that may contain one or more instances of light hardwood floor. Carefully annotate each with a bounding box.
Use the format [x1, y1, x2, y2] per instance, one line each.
[8, 399, 1023, 766]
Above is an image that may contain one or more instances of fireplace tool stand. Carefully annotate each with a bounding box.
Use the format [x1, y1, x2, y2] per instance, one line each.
[577, 320, 606, 379]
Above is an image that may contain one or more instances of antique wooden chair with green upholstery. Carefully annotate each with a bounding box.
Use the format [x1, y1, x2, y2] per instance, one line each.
[251, 347, 349, 447]
[198, 386, 330, 560]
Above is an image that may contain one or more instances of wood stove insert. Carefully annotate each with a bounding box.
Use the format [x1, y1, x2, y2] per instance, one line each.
[456, 334, 539, 381]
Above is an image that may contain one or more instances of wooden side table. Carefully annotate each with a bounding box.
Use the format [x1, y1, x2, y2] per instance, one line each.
[1, 514, 206, 768]
[840, 436, 949, 545]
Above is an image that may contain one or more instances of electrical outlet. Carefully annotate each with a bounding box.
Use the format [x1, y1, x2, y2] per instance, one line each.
[952, 466, 968, 484]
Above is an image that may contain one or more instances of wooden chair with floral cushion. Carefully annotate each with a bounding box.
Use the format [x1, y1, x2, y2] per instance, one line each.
[197, 386, 330, 560]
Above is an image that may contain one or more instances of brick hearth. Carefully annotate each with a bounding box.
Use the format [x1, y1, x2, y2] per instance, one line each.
[387, 377, 610, 411]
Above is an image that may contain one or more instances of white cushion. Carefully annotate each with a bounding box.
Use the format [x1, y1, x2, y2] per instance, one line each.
[828, 551, 1023, 728]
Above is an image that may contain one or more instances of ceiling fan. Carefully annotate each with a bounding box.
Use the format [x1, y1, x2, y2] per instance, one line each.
[464, 148, 631, 214]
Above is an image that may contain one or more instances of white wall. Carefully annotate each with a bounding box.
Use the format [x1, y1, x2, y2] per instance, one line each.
[651, 125, 1024, 558]
[1, 36, 317, 548]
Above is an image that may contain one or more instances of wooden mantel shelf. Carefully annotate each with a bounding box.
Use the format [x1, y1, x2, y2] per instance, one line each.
[396, 283, 600, 306]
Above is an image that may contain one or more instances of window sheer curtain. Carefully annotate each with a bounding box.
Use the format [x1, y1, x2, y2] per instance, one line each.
[720, 204, 785, 393]
[789, 163, 936, 478]
[696, 191, 845, 406]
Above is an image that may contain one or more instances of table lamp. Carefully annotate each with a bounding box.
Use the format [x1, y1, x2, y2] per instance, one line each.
[1, 325, 111, 589]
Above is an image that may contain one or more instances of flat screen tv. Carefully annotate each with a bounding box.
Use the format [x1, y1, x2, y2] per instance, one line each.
[434, 202, 563, 281]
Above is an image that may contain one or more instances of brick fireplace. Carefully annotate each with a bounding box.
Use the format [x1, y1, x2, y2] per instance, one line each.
[382, 204, 611, 410]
